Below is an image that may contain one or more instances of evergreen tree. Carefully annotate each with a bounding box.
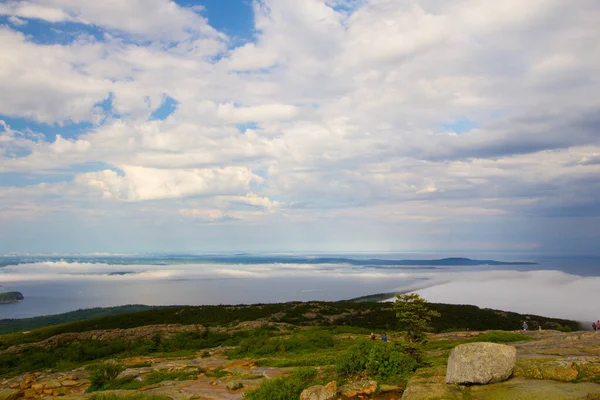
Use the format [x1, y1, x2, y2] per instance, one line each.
[393, 293, 440, 343]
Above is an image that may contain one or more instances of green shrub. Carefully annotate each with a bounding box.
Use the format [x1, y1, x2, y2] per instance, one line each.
[336, 340, 422, 383]
[244, 367, 319, 400]
[365, 341, 418, 382]
[87, 362, 125, 391]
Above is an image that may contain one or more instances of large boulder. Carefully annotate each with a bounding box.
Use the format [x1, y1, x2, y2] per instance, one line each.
[446, 342, 517, 385]
[300, 381, 337, 400]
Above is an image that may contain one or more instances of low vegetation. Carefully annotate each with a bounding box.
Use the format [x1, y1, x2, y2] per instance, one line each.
[335, 340, 422, 383]
[89, 364, 200, 392]
[245, 367, 326, 400]
[0, 295, 583, 400]
[0, 300, 579, 346]
[0, 327, 271, 377]
[0, 305, 155, 334]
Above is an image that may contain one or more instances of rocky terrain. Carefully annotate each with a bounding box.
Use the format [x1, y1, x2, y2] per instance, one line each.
[402, 330, 600, 399]
[1, 327, 599, 400]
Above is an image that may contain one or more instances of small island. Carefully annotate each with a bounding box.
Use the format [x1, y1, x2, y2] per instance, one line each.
[0, 291, 24, 304]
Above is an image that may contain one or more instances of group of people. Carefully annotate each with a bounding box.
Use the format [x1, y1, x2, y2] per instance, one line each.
[369, 332, 388, 342]
[592, 320, 600, 331]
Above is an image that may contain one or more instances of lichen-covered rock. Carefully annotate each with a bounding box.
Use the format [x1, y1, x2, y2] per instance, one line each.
[0, 389, 23, 400]
[300, 381, 337, 400]
[515, 357, 600, 383]
[41, 380, 61, 390]
[116, 368, 152, 381]
[339, 380, 376, 397]
[29, 384, 44, 395]
[402, 367, 467, 400]
[469, 378, 600, 400]
[537, 360, 578, 382]
[446, 342, 516, 385]
[58, 380, 80, 388]
[226, 381, 244, 391]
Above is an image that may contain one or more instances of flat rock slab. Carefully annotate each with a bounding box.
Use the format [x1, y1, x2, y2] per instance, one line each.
[404, 367, 600, 400]
[0, 389, 23, 400]
[470, 378, 600, 400]
[446, 342, 516, 385]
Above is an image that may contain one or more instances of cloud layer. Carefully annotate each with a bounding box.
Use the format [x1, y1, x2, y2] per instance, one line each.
[2, 260, 598, 321]
[1, 0, 599, 253]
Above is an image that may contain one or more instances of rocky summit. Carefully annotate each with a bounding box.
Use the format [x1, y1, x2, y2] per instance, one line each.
[403, 330, 600, 400]
[0, 309, 598, 400]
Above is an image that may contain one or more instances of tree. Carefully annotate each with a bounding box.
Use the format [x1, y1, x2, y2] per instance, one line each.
[393, 293, 440, 343]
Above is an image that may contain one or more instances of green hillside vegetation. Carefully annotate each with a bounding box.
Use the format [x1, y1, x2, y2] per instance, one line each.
[0, 295, 583, 400]
[0, 305, 156, 334]
[0, 301, 578, 349]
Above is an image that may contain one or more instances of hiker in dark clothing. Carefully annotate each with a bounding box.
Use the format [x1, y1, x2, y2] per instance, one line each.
[381, 333, 388, 342]
[593, 322, 598, 332]
[370, 332, 376, 340]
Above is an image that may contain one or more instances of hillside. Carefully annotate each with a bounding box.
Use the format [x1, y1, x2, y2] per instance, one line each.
[0, 305, 596, 400]
[0, 301, 578, 347]
[0, 305, 156, 335]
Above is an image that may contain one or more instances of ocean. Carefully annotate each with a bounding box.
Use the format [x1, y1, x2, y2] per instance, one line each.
[1, 253, 599, 321]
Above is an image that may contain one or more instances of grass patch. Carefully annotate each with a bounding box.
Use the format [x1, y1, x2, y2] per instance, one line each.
[229, 328, 336, 359]
[256, 348, 347, 368]
[473, 331, 532, 343]
[244, 367, 323, 400]
[87, 363, 126, 392]
[230, 327, 366, 368]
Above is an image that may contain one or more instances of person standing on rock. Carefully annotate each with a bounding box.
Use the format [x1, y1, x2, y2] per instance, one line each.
[522, 322, 528, 331]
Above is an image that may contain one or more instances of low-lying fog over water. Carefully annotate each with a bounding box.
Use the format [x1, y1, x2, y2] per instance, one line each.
[1, 254, 599, 321]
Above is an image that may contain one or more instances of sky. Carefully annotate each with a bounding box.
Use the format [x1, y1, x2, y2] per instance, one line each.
[0, 0, 599, 255]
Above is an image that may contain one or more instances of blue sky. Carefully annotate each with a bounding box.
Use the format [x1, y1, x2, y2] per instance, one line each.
[1, 0, 599, 254]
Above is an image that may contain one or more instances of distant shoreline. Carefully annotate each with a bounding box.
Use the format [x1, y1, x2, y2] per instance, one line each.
[0, 255, 537, 267]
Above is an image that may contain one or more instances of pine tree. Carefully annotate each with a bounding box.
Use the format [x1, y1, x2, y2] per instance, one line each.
[393, 293, 440, 343]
